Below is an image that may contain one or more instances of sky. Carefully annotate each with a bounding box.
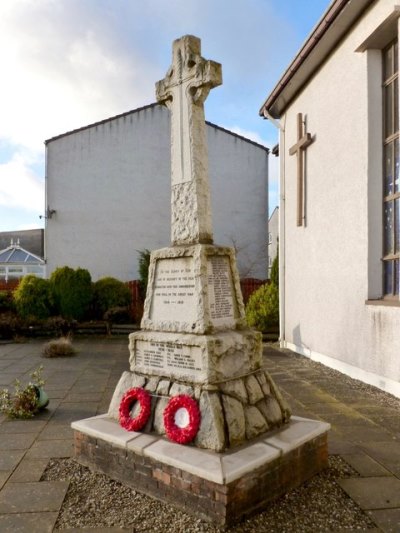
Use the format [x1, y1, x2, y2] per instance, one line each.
[0, 0, 330, 232]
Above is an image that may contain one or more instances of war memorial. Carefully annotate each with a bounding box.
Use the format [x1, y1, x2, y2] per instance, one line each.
[72, 35, 330, 526]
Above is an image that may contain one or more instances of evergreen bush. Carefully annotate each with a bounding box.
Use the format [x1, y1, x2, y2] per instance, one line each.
[92, 277, 131, 318]
[13, 275, 53, 320]
[50, 266, 92, 320]
[138, 249, 151, 300]
[0, 291, 15, 313]
[270, 252, 279, 287]
[245, 282, 279, 332]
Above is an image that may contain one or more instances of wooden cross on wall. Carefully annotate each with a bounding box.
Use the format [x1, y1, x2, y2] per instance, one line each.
[289, 113, 314, 226]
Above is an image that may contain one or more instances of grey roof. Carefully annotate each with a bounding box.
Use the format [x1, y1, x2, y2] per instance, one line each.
[0, 229, 44, 258]
[0, 243, 44, 265]
[45, 103, 269, 153]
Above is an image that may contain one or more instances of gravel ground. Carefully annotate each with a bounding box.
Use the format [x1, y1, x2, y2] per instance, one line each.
[42, 456, 376, 532]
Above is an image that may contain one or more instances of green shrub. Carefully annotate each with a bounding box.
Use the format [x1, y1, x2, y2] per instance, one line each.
[0, 313, 22, 339]
[138, 249, 151, 300]
[13, 275, 53, 320]
[0, 291, 15, 313]
[245, 282, 279, 332]
[92, 277, 131, 318]
[44, 316, 77, 337]
[270, 252, 279, 287]
[50, 267, 92, 320]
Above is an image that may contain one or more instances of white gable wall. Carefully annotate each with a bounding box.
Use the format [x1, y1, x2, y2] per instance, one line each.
[281, 0, 400, 396]
[46, 105, 268, 282]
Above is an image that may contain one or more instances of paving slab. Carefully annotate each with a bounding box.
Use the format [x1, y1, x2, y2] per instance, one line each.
[0, 420, 47, 434]
[341, 453, 392, 477]
[0, 481, 69, 513]
[337, 425, 396, 444]
[368, 508, 400, 532]
[0, 511, 58, 533]
[48, 402, 98, 424]
[0, 471, 10, 490]
[339, 477, 400, 510]
[0, 433, 37, 450]
[9, 458, 49, 482]
[360, 441, 400, 478]
[0, 450, 25, 471]
[25, 439, 73, 459]
[36, 425, 74, 441]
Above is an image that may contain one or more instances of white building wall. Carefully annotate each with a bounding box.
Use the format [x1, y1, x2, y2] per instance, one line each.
[46, 104, 268, 282]
[281, 0, 400, 396]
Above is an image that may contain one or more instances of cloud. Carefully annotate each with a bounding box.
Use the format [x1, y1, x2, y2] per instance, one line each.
[0, 153, 44, 212]
[0, 1, 158, 153]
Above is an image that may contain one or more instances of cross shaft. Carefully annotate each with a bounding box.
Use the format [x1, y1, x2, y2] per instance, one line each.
[156, 35, 222, 245]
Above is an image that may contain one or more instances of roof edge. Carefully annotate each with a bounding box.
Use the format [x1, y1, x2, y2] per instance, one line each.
[259, 0, 376, 118]
[45, 102, 269, 152]
[45, 102, 158, 144]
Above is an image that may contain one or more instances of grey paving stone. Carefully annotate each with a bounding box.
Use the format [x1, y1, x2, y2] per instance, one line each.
[46, 389, 69, 399]
[62, 392, 103, 402]
[9, 458, 49, 482]
[0, 433, 37, 450]
[339, 477, 400, 510]
[341, 453, 392, 477]
[368, 508, 400, 532]
[339, 425, 395, 444]
[0, 420, 47, 434]
[37, 424, 73, 441]
[0, 512, 58, 533]
[360, 441, 400, 477]
[0, 450, 25, 471]
[48, 402, 98, 423]
[0, 481, 69, 513]
[328, 438, 361, 455]
[0, 471, 10, 489]
[25, 439, 73, 459]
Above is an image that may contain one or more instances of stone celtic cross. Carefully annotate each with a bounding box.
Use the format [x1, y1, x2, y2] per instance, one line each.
[156, 35, 222, 246]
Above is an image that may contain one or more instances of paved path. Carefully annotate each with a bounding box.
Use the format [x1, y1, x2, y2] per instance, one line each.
[0, 338, 398, 532]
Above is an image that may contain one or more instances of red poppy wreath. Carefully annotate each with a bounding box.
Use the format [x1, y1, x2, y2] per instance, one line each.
[163, 394, 201, 444]
[119, 387, 151, 431]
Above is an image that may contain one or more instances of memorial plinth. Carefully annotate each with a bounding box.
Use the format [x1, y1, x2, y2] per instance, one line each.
[72, 34, 330, 526]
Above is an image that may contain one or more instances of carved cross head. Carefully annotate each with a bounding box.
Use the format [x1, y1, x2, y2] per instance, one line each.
[156, 35, 222, 106]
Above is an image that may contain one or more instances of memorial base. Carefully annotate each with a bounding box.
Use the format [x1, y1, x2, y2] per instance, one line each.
[72, 415, 330, 527]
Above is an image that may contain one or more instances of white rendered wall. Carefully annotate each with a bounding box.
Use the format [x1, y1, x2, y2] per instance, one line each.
[281, 0, 400, 393]
[46, 105, 268, 282]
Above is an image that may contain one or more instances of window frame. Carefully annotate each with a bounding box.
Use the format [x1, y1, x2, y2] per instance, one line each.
[382, 39, 400, 299]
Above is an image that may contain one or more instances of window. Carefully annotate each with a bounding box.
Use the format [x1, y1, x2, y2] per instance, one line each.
[268, 232, 272, 244]
[383, 40, 400, 297]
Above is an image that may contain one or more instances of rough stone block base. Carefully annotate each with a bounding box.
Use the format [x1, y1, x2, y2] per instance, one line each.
[72, 415, 329, 526]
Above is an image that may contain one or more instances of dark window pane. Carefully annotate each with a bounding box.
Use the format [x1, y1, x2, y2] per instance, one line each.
[384, 260, 393, 295]
[385, 84, 393, 138]
[395, 41, 399, 74]
[395, 198, 400, 253]
[395, 78, 399, 133]
[395, 260, 400, 295]
[384, 45, 393, 80]
[384, 202, 394, 255]
[395, 138, 400, 194]
[385, 142, 393, 196]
